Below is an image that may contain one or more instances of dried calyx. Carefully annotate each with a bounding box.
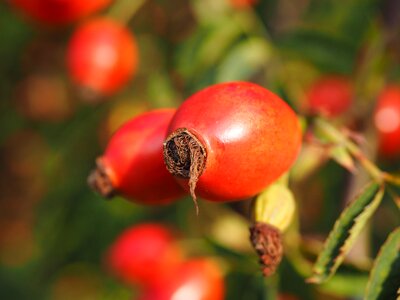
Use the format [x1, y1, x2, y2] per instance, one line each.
[163, 128, 206, 211]
[250, 222, 283, 277]
[87, 158, 115, 198]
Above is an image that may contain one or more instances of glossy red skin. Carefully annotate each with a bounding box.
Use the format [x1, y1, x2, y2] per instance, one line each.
[67, 18, 138, 95]
[167, 81, 302, 202]
[102, 109, 186, 204]
[373, 85, 400, 158]
[306, 76, 352, 117]
[107, 223, 183, 287]
[10, 0, 112, 25]
[139, 258, 225, 300]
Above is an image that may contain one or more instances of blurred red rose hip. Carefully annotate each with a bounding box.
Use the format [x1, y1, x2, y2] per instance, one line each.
[9, 0, 112, 25]
[373, 85, 400, 158]
[107, 223, 183, 287]
[139, 258, 225, 300]
[67, 18, 138, 96]
[229, 0, 258, 9]
[306, 76, 353, 117]
[88, 109, 186, 205]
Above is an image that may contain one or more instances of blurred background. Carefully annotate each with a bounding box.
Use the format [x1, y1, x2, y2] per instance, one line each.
[0, 0, 400, 299]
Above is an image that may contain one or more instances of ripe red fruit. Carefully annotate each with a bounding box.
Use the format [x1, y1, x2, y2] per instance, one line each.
[106, 223, 183, 287]
[9, 0, 112, 25]
[139, 258, 225, 300]
[88, 109, 186, 205]
[373, 85, 400, 158]
[229, 0, 258, 8]
[163, 81, 302, 202]
[67, 18, 138, 96]
[306, 76, 353, 117]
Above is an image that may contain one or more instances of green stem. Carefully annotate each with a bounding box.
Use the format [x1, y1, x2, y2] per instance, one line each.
[383, 173, 400, 186]
[106, 0, 147, 25]
[314, 118, 384, 183]
[386, 187, 400, 210]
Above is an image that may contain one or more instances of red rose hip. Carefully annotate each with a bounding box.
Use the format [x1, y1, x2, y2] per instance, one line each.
[139, 258, 225, 300]
[373, 85, 400, 158]
[88, 109, 186, 205]
[10, 0, 112, 25]
[107, 223, 183, 287]
[306, 75, 353, 117]
[67, 18, 138, 96]
[163, 81, 302, 202]
[229, 0, 258, 9]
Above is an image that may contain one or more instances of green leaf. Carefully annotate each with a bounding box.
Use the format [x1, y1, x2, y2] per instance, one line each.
[277, 29, 356, 74]
[365, 227, 400, 300]
[216, 37, 272, 82]
[319, 273, 369, 297]
[175, 18, 242, 78]
[308, 182, 384, 283]
[330, 145, 356, 173]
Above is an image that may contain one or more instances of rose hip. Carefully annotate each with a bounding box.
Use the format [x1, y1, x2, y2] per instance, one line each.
[10, 0, 112, 25]
[139, 258, 225, 300]
[67, 18, 138, 96]
[373, 85, 400, 159]
[163, 81, 302, 202]
[306, 75, 353, 117]
[106, 223, 183, 287]
[88, 109, 186, 205]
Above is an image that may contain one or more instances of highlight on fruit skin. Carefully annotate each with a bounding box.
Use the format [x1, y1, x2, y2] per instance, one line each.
[138, 258, 225, 300]
[67, 18, 138, 97]
[163, 81, 302, 203]
[373, 85, 400, 159]
[9, 0, 113, 25]
[88, 109, 186, 205]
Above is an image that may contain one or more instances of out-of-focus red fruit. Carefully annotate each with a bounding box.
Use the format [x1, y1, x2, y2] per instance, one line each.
[139, 258, 225, 300]
[67, 18, 138, 96]
[0, 217, 39, 267]
[9, 0, 112, 25]
[373, 85, 400, 158]
[89, 109, 186, 204]
[229, 0, 258, 9]
[306, 76, 353, 117]
[277, 293, 299, 300]
[106, 223, 183, 287]
[15, 73, 74, 122]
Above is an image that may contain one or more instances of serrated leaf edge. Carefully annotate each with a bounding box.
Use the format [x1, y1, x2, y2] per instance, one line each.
[365, 227, 400, 300]
[308, 182, 384, 283]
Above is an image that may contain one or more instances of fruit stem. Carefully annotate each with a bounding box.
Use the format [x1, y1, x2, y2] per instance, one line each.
[382, 173, 400, 187]
[314, 118, 384, 184]
[87, 158, 115, 198]
[314, 117, 400, 206]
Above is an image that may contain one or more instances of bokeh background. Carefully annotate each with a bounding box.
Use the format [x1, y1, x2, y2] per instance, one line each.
[1, 0, 400, 299]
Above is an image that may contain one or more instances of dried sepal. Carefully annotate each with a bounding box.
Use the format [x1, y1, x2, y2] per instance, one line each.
[250, 222, 283, 277]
